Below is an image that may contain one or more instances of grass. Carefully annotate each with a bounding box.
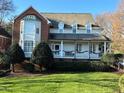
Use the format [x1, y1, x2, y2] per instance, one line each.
[0, 72, 123, 93]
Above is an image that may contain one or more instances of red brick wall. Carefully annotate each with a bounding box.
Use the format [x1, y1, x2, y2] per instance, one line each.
[0, 36, 11, 52]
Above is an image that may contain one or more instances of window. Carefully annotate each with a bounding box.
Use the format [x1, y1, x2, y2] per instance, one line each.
[72, 24, 77, 33]
[86, 22, 92, 33]
[24, 41, 33, 52]
[36, 28, 39, 34]
[58, 22, 64, 33]
[77, 44, 82, 52]
[89, 43, 96, 53]
[92, 43, 96, 52]
[55, 45, 60, 50]
[50, 44, 60, 51]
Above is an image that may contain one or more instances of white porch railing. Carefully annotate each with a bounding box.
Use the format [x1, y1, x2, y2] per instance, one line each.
[52, 50, 102, 59]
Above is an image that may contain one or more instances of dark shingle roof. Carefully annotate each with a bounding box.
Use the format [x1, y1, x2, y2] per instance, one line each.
[49, 33, 111, 41]
[0, 27, 11, 38]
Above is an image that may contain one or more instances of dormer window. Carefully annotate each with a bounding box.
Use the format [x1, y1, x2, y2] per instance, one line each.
[58, 22, 64, 33]
[72, 23, 77, 33]
[86, 21, 92, 33]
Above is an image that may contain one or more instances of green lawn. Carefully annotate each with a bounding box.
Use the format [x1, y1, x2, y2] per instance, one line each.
[0, 72, 123, 93]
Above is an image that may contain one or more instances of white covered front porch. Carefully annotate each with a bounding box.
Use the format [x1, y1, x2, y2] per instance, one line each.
[50, 40, 110, 59]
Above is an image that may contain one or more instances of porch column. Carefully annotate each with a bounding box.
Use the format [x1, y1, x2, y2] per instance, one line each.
[74, 41, 77, 59]
[60, 40, 63, 58]
[88, 42, 91, 59]
[109, 43, 112, 53]
[104, 42, 107, 54]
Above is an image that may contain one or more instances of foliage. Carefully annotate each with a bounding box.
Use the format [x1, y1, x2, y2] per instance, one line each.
[51, 61, 114, 72]
[0, 52, 10, 70]
[31, 42, 54, 71]
[52, 61, 90, 71]
[4, 43, 25, 72]
[96, 0, 124, 53]
[0, 69, 11, 77]
[90, 61, 114, 72]
[114, 53, 123, 62]
[0, 0, 15, 26]
[101, 53, 115, 66]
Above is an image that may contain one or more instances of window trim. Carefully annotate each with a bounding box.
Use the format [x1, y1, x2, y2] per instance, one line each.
[24, 41, 33, 53]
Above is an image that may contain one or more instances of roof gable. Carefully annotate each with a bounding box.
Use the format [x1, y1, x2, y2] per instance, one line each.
[15, 7, 48, 23]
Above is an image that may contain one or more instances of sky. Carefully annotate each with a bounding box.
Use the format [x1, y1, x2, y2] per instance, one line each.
[13, 0, 120, 16]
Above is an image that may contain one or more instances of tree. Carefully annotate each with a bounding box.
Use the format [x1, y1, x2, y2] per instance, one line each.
[31, 42, 54, 71]
[95, 13, 113, 38]
[0, 0, 15, 26]
[4, 43, 25, 72]
[95, 0, 124, 53]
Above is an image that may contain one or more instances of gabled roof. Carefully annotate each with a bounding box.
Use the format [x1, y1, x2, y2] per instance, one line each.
[0, 27, 11, 38]
[15, 6, 48, 23]
[42, 13, 96, 28]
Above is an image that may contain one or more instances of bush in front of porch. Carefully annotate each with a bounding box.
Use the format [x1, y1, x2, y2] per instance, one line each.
[31, 42, 54, 72]
[51, 61, 114, 72]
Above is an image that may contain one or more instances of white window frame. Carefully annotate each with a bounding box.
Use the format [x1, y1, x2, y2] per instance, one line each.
[77, 44, 82, 52]
[51, 44, 60, 51]
[72, 23, 77, 33]
[86, 22, 92, 33]
[24, 41, 33, 53]
[58, 22, 64, 33]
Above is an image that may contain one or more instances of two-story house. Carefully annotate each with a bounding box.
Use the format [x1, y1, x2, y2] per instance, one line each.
[13, 7, 111, 61]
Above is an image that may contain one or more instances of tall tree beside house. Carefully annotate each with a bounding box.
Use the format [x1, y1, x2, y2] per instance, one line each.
[31, 42, 54, 71]
[95, 13, 113, 38]
[0, 0, 15, 26]
[4, 43, 25, 72]
[96, 0, 124, 53]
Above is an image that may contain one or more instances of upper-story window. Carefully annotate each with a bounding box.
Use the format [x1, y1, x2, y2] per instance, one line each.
[58, 22, 64, 33]
[23, 15, 37, 20]
[36, 28, 39, 34]
[86, 21, 92, 33]
[72, 23, 77, 33]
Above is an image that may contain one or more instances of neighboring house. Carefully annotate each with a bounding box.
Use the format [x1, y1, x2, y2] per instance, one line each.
[0, 27, 11, 52]
[13, 7, 111, 60]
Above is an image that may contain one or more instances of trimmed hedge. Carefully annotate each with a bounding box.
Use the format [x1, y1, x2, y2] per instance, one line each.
[51, 62, 90, 71]
[51, 61, 114, 72]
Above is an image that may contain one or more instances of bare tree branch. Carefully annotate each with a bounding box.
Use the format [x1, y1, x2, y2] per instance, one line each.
[0, 0, 15, 26]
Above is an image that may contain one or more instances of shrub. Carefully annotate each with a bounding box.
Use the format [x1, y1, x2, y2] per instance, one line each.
[114, 53, 124, 62]
[0, 70, 11, 77]
[0, 52, 10, 70]
[31, 42, 54, 71]
[90, 61, 113, 72]
[22, 62, 34, 73]
[4, 43, 25, 72]
[101, 53, 115, 66]
[51, 61, 115, 72]
[52, 61, 91, 72]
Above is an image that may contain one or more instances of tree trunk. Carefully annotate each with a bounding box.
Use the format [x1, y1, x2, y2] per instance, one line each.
[11, 63, 15, 72]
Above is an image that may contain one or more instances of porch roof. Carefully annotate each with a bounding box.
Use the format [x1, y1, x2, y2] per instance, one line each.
[49, 33, 111, 41]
